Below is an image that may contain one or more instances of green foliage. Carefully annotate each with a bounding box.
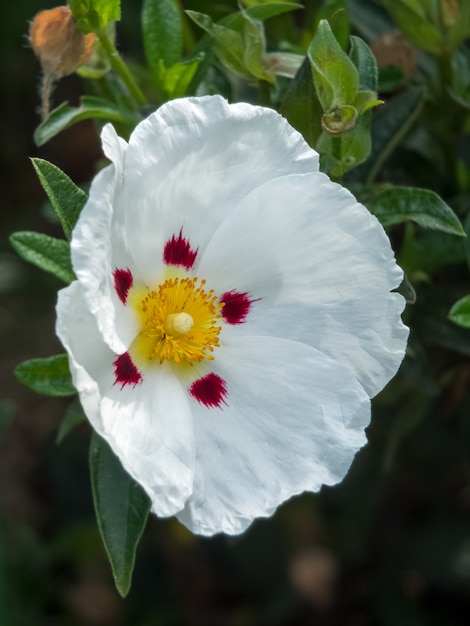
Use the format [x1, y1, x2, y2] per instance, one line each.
[31, 158, 87, 241]
[366, 187, 465, 236]
[89, 432, 151, 597]
[69, 0, 121, 33]
[308, 19, 359, 113]
[12, 0, 470, 609]
[449, 295, 470, 327]
[142, 0, 183, 92]
[15, 355, 76, 397]
[34, 96, 139, 147]
[9, 232, 75, 283]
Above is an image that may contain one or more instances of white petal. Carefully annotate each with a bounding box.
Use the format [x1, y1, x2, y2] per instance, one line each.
[177, 336, 370, 536]
[70, 161, 138, 354]
[101, 123, 128, 175]
[199, 172, 408, 398]
[56, 282, 195, 517]
[111, 96, 318, 284]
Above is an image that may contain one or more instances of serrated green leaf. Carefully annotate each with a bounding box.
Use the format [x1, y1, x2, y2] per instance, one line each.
[15, 355, 76, 397]
[367, 187, 465, 236]
[56, 399, 87, 444]
[308, 19, 359, 112]
[142, 0, 182, 88]
[31, 158, 87, 241]
[90, 432, 150, 597]
[449, 296, 470, 328]
[34, 96, 138, 146]
[9, 231, 75, 283]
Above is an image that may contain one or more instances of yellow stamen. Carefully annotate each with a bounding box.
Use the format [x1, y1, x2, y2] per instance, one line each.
[130, 276, 223, 367]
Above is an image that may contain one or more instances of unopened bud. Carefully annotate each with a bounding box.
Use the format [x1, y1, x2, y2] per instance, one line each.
[29, 6, 95, 78]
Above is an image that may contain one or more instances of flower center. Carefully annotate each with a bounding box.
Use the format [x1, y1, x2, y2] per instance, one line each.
[131, 276, 223, 366]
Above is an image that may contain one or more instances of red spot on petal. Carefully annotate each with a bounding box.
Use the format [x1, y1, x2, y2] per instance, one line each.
[113, 268, 133, 304]
[113, 352, 142, 389]
[189, 373, 227, 408]
[220, 290, 256, 324]
[163, 229, 198, 270]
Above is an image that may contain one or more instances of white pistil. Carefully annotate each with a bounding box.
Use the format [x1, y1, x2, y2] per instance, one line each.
[166, 312, 194, 335]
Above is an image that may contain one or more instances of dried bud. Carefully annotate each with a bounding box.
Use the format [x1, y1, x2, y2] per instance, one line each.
[29, 6, 95, 78]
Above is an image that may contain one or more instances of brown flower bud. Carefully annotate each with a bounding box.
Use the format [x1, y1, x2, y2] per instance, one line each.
[29, 6, 95, 78]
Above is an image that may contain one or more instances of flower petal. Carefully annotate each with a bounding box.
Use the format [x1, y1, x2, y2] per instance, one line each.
[111, 95, 318, 285]
[199, 172, 408, 398]
[56, 282, 195, 517]
[177, 335, 370, 536]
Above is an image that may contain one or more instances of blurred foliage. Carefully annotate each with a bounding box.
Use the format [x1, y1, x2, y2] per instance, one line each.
[2, 0, 470, 624]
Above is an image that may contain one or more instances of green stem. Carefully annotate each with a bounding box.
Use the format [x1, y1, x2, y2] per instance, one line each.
[97, 30, 147, 107]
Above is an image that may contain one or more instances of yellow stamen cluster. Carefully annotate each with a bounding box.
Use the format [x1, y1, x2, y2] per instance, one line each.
[131, 276, 223, 366]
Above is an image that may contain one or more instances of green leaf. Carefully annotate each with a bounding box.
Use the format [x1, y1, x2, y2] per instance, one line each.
[349, 35, 378, 93]
[56, 399, 87, 444]
[241, 11, 274, 82]
[15, 355, 76, 397]
[381, 0, 442, 54]
[367, 187, 466, 236]
[69, 0, 121, 32]
[31, 158, 87, 241]
[308, 19, 359, 112]
[186, 11, 247, 78]
[280, 56, 323, 148]
[162, 58, 201, 98]
[224, 3, 303, 30]
[90, 432, 150, 597]
[353, 87, 425, 183]
[449, 296, 470, 328]
[34, 96, 138, 146]
[142, 0, 182, 88]
[9, 231, 75, 283]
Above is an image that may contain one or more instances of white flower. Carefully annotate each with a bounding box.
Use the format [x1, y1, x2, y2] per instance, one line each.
[56, 95, 408, 536]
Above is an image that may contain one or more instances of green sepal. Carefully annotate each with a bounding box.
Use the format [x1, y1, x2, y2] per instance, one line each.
[308, 19, 359, 113]
[9, 231, 75, 284]
[367, 187, 466, 236]
[321, 105, 357, 135]
[142, 0, 183, 90]
[449, 295, 470, 328]
[15, 355, 76, 397]
[34, 96, 139, 147]
[31, 158, 87, 241]
[90, 432, 151, 597]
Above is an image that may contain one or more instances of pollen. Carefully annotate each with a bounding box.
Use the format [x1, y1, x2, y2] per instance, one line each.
[130, 276, 223, 367]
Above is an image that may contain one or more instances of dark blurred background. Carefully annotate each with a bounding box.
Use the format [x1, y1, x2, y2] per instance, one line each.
[2, 1, 470, 625]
